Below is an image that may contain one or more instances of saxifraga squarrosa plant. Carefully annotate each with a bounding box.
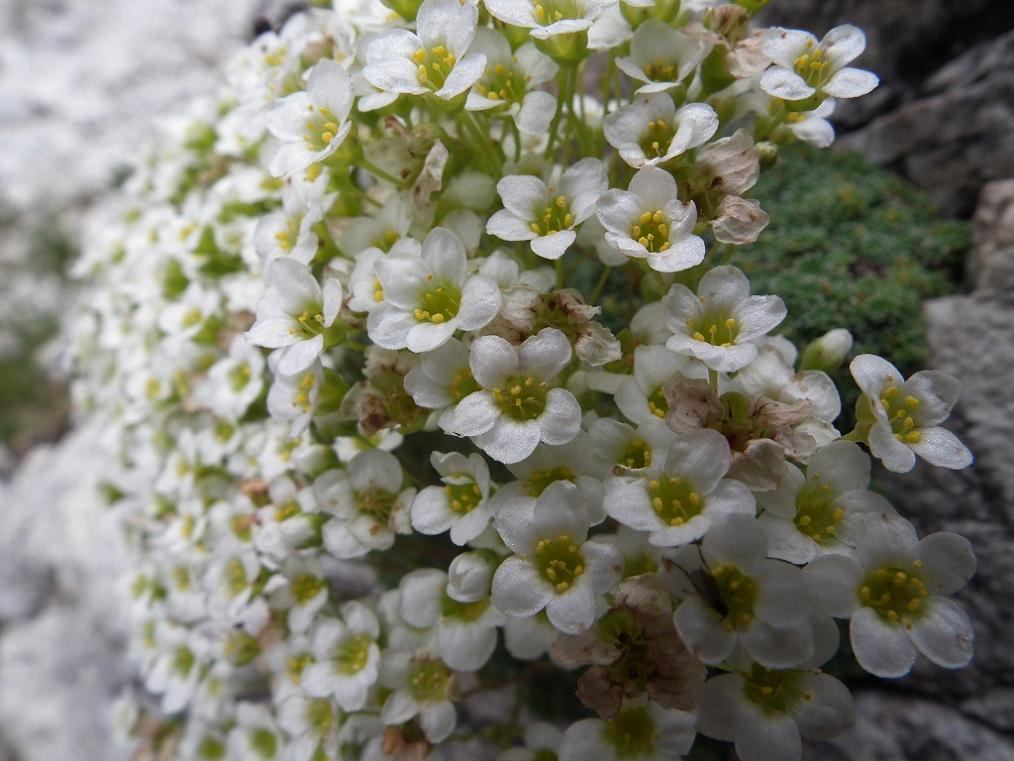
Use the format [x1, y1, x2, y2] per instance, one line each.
[68, 2, 978, 760]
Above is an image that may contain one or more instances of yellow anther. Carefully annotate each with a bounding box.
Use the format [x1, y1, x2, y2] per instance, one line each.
[494, 63, 507, 75]
[640, 211, 652, 225]
[905, 396, 920, 409]
[534, 3, 546, 20]
[904, 431, 922, 443]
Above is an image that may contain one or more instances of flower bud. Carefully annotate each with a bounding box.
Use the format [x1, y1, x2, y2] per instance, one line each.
[800, 328, 853, 372]
[447, 550, 496, 602]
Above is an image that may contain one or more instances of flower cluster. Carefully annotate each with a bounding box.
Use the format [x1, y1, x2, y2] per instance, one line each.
[68, 2, 976, 761]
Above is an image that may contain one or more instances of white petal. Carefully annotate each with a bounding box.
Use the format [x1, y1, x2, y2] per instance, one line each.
[531, 230, 576, 260]
[849, 607, 916, 678]
[367, 304, 414, 350]
[910, 426, 973, 469]
[537, 388, 582, 446]
[497, 174, 548, 220]
[451, 391, 500, 437]
[918, 531, 976, 594]
[760, 67, 815, 101]
[803, 554, 863, 617]
[470, 334, 520, 387]
[909, 597, 974, 669]
[519, 327, 572, 379]
[734, 706, 802, 761]
[546, 580, 597, 634]
[474, 416, 542, 464]
[492, 556, 554, 617]
[823, 67, 878, 98]
[457, 275, 502, 330]
[411, 487, 455, 535]
[406, 320, 457, 353]
[278, 335, 324, 375]
[419, 700, 456, 743]
[673, 596, 735, 664]
[795, 672, 853, 740]
[741, 619, 813, 669]
[437, 52, 487, 99]
[486, 209, 538, 241]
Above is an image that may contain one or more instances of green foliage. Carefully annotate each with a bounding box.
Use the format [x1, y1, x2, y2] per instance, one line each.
[732, 145, 969, 418]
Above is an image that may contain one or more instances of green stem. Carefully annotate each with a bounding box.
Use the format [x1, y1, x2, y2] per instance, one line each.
[359, 157, 408, 188]
[708, 368, 719, 393]
[590, 265, 611, 304]
[555, 258, 565, 289]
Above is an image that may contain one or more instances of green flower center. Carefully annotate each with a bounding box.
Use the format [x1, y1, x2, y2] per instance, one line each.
[793, 43, 831, 87]
[302, 104, 341, 152]
[229, 362, 252, 392]
[449, 367, 481, 403]
[860, 561, 929, 628]
[407, 659, 450, 702]
[171, 565, 190, 591]
[198, 736, 226, 760]
[630, 208, 673, 253]
[534, 534, 585, 593]
[879, 381, 923, 444]
[643, 61, 677, 81]
[305, 697, 336, 736]
[414, 280, 461, 324]
[532, 750, 559, 761]
[444, 481, 482, 513]
[356, 487, 398, 523]
[292, 371, 316, 413]
[624, 552, 658, 577]
[530, 195, 574, 236]
[276, 498, 301, 522]
[173, 645, 196, 677]
[712, 563, 758, 630]
[793, 478, 844, 545]
[476, 62, 529, 104]
[493, 373, 549, 420]
[601, 705, 657, 758]
[288, 304, 326, 340]
[647, 475, 703, 527]
[287, 652, 313, 683]
[533, 0, 581, 24]
[441, 592, 491, 622]
[374, 228, 400, 251]
[250, 728, 278, 759]
[647, 385, 669, 417]
[413, 44, 457, 90]
[225, 558, 249, 595]
[619, 437, 652, 469]
[687, 311, 739, 347]
[742, 663, 806, 715]
[273, 216, 301, 252]
[291, 573, 325, 604]
[522, 466, 575, 496]
[224, 630, 260, 667]
[335, 633, 374, 675]
[638, 118, 675, 160]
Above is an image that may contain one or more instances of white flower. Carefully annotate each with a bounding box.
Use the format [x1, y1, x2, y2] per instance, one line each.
[411, 451, 493, 545]
[783, 98, 836, 148]
[485, 0, 611, 40]
[595, 166, 706, 273]
[616, 20, 709, 95]
[201, 335, 265, 421]
[451, 328, 582, 464]
[671, 514, 816, 668]
[363, 0, 486, 101]
[367, 228, 502, 353]
[398, 568, 508, 671]
[277, 693, 341, 761]
[605, 429, 755, 546]
[758, 440, 893, 564]
[271, 557, 331, 633]
[805, 511, 976, 678]
[301, 602, 381, 711]
[663, 265, 786, 372]
[604, 95, 718, 169]
[465, 29, 559, 135]
[486, 160, 607, 260]
[315, 449, 416, 558]
[849, 354, 973, 473]
[588, 417, 677, 475]
[614, 345, 705, 424]
[696, 666, 853, 761]
[492, 481, 622, 634]
[265, 58, 354, 177]
[380, 652, 457, 743]
[265, 355, 322, 435]
[245, 258, 343, 375]
[227, 703, 283, 761]
[760, 25, 878, 102]
[559, 701, 696, 761]
[403, 337, 481, 432]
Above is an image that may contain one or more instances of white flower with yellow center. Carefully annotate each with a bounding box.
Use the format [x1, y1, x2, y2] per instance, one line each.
[404, 337, 483, 433]
[265, 354, 322, 435]
[614, 344, 706, 425]
[760, 24, 878, 102]
[450, 328, 582, 464]
[245, 258, 343, 376]
[411, 451, 493, 546]
[380, 651, 458, 743]
[265, 58, 354, 177]
[465, 29, 559, 135]
[301, 602, 381, 711]
[253, 190, 331, 266]
[849, 354, 973, 473]
[615, 20, 710, 95]
[486, 159, 607, 260]
[604, 95, 718, 169]
[484, 0, 612, 40]
[663, 265, 786, 372]
[595, 166, 706, 273]
[605, 429, 755, 547]
[559, 700, 696, 761]
[367, 228, 502, 353]
[201, 335, 265, 421]
[492, 481, 622, 634]
[805, 511, 976, 678]
[757, 440, 894, 564]
[363, 0, 486, 101]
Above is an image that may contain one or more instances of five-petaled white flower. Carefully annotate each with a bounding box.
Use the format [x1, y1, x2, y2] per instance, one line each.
[849, 354, 973, 473]
[301, 602, 381, 711]
[663, 265, 786, 372]
[760, 24, 878, 102]
[486, 159, 607, 260]
[245, 258, 343, 376]
[805, 511, 976, 678]
[492, 480, 622, 634]
[265, 59, 354, 177]
[484, 0, 612, 40]
[367, 227, 502, 353]
[411, 451, 493, 546]
[616, 20, 710, 95]
[604, 95, 718, 169]
[559, 700, 696, 761]
[596, 166, 706, 273]
[451, 327, 582, 464]
[363, 0, 486, 101]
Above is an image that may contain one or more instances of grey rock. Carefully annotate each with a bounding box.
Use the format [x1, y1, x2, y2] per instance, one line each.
[969, 179, 1014, 297]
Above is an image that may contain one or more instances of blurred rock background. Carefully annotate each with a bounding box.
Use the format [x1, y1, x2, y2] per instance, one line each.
[0, 1, 1012, 760]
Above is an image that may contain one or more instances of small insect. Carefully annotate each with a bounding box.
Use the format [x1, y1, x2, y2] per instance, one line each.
[687, 567, 728, 619]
